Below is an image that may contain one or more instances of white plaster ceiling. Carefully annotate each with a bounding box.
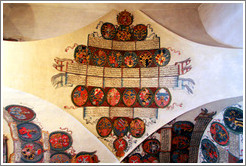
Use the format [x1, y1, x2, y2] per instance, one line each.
[2, 2, 244, 48]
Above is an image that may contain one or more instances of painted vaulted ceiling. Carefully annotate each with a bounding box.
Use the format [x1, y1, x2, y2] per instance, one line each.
[3, 3, 243, 48]
[2, 2, 244, 164]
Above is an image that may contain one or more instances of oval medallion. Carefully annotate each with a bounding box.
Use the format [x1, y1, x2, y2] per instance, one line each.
[124, 52, 138, 68]
[172, 121, 194, 137]
[171, 149, 189, 163]
[76, 152, 96, 163]
[142, 139, 160, 155]
[122, 88, 137, 107]
[5, 105, 36, 122]
[101, 22, 116, 40]
[154, 88, 171, 108]
[139, 51, 152, 67]
[154, 48, 171, 67]
[142, 154, 159, 163]
[116, 150, 125, 157]
[96, 117, 112, 137]
[71, 85, 88, 107]
[138, 88, 153, 107]
[116, 25, 133, 41]
[128, 153, 142, 163]
[172, 136, 190, 149]
[74, 45, 91, 64]
[210, 122, 229, 146]
[113, 138, 128, 151]
[223, 107, 243, 134]
[92, 49, 107, 66]
[49, 131, 73, 151]
[17, 122, 41, 142]
[50, 152, 71, 163]
[133, 24, 147, 41]
[117, 10, 133, 26]
[201, 139, 219, 163]
[21, 142, 43, 163]
[113, 118, 129, 137]
[106, 88, 121, 107]
[89, 87, 105, 106]
[108, 51, 122, 68]
[129, 118, 145, 138]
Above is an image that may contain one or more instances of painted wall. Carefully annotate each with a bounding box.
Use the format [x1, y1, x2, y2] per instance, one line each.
[2, 9, 244, 163]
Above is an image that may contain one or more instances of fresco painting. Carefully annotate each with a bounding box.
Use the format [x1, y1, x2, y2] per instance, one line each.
[2, 8, 243, 164]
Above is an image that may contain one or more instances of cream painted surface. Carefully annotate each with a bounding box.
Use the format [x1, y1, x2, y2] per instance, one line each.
[2, 87, 119, 163]
[3, 3, 109, 41]
[4, 3, 241, 48]
[198, 3, 244, 48]
[142, 8, 230, 48]
[3, 3, 200, 41]
[2, 10, 243, 161]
